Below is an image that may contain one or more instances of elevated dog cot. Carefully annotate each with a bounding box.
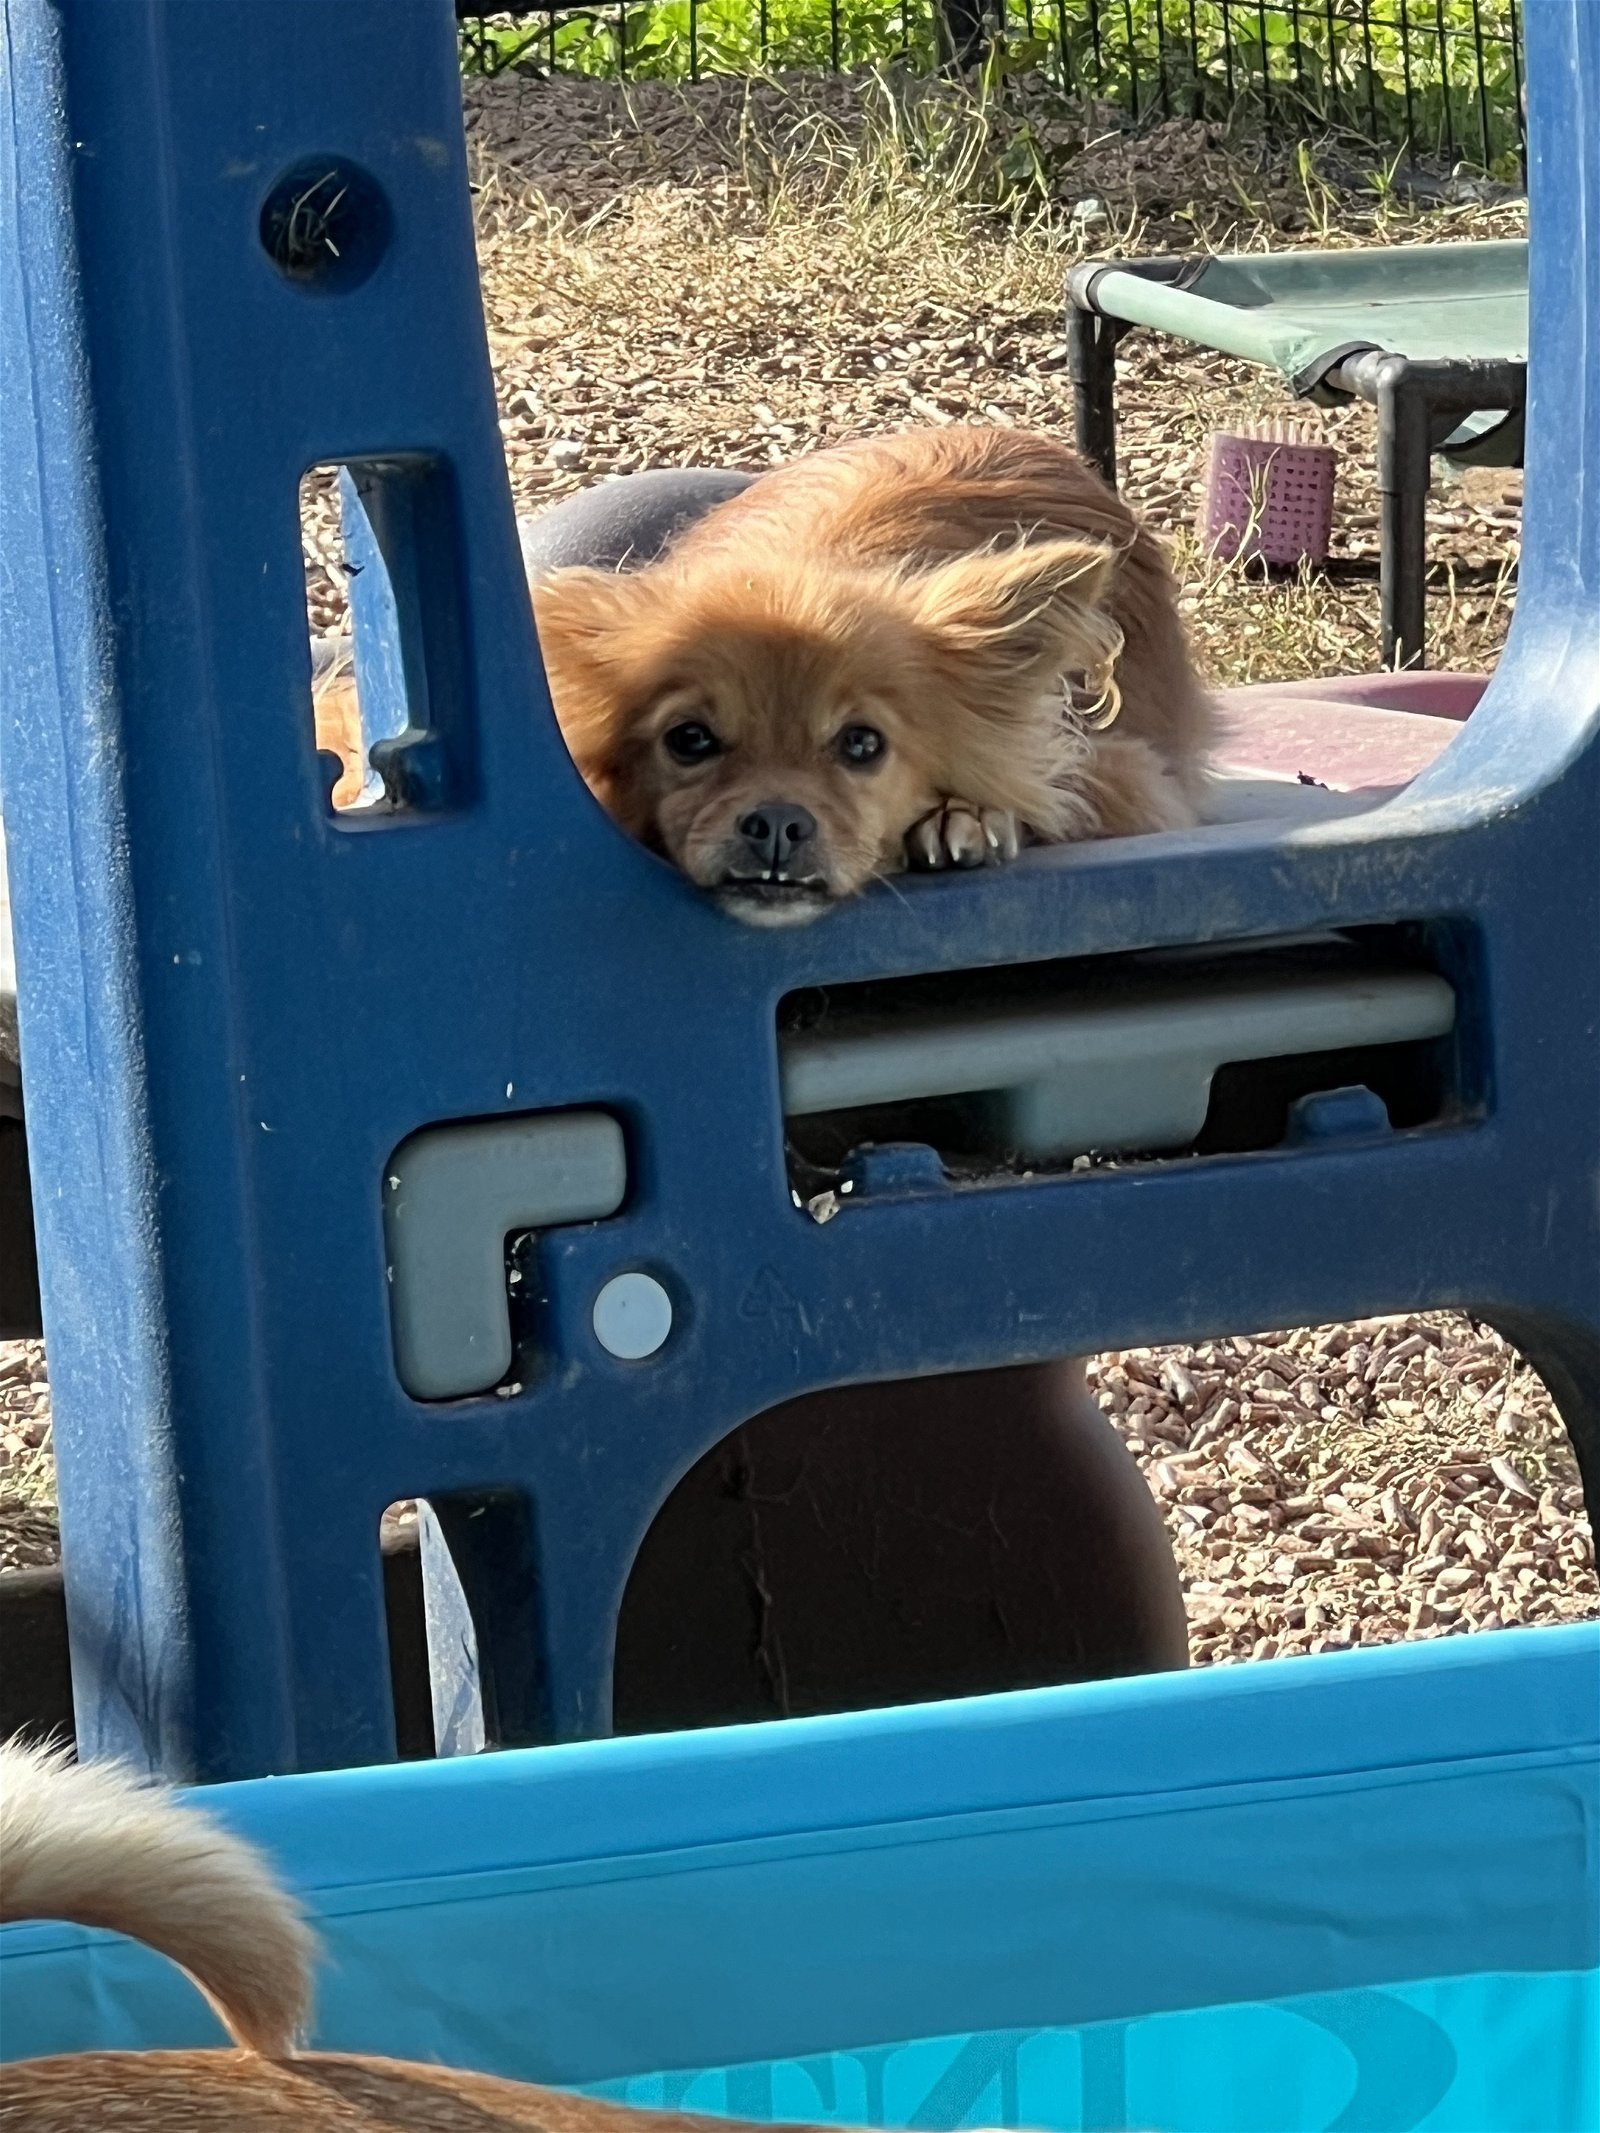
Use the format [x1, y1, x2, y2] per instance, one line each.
[1066, 239, 1529, 672]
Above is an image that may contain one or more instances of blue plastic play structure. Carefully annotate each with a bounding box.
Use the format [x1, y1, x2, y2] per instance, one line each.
[0, 0, 1596, 2127]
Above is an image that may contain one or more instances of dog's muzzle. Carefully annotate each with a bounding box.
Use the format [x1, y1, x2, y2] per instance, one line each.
[715, 800, 833, 923]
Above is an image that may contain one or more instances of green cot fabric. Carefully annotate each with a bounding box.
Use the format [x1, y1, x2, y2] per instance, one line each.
[1087, 238, 1527, 467]
[1086, 238, 1527, 385]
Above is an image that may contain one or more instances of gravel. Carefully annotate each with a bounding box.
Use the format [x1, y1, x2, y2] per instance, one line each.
[1089, 1314, 1595, 1662]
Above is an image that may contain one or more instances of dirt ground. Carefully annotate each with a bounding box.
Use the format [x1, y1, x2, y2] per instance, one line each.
[301, 73, 1526, 680]
[6, 75, 1592, 1667]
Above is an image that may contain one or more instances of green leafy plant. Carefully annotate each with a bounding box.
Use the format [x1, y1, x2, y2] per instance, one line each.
[462, 0, 1523, 173]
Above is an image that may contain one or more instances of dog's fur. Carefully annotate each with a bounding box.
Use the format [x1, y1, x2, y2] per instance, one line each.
[312, 428, 1209, 923]
[312, 652, 369, 811]
[0, 1741, 1089, 2133]
[532, 427, 1212, 922]
[0, 1738, 315, 2060]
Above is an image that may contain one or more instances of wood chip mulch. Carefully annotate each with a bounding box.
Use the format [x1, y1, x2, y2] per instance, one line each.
[0, 1339, 54, 1572]
[1092, 1313, 1595, 1661]
[299, 73, 1527, 686]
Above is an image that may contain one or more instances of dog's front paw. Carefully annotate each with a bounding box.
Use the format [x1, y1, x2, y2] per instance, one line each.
[905, 801, 1022, 872]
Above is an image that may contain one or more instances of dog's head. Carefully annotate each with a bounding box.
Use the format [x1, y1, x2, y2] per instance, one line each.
[534, 538, 1121, 924]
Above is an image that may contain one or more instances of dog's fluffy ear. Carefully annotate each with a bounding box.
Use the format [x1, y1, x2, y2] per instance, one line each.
[311, 668, 368, 810]
[531, 566, 662, 807]
[904, 537, 1123, 704]
[532, 564, 656, 676]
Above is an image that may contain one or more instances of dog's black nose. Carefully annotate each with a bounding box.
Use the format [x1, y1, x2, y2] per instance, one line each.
[737, 802, 817, 873]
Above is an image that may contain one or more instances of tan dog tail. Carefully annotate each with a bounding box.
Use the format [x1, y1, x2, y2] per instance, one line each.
[0, 1736, 315, 2056]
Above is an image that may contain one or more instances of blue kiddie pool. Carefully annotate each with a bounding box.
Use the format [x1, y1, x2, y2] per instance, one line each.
[4, 1628, 1596, 2132]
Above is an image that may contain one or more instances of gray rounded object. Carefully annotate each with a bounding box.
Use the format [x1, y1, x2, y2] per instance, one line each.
[309, 468, 755, 684]
[517, 468, 757, 577]
[615, 1359, 1189, 1734]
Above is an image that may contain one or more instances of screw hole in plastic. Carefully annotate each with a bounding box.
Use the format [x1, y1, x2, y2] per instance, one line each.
[260, 158, 390, 293]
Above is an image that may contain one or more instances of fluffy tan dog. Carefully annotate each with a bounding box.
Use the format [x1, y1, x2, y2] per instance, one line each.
[0, 1741, 1095, 2133]
[312, 429, 1208, 920]
[532, 427, 1212, 922]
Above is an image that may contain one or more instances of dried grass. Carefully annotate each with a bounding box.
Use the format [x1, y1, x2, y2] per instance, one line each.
[306, 71, 1527, 691]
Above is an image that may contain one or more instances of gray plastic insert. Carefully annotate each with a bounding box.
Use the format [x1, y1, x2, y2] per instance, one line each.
[385, 1112, 626, 1400]
[779, 969, 1455, 1162]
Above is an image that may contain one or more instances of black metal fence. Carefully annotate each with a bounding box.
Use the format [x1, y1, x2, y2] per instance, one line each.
[458, 0, 1525, 173]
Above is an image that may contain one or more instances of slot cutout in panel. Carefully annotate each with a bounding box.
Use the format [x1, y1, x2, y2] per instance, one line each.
[377, 1501, 434, 1760]
[301, 456, 470, 818]
[779, 928, 1467, 1202]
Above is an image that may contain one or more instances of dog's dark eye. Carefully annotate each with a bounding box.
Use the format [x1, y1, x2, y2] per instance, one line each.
[663, 720, 723, 765]
[836, 724, 885, 767]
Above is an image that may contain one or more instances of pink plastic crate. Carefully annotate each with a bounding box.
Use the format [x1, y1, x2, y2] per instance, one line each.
[1199, 427, 1337, 567]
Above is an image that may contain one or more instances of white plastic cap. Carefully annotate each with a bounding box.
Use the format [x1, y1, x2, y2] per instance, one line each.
[592, 1271, 673, 1361]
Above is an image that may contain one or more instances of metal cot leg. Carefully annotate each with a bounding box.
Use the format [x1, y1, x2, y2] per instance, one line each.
[1373, 358, 1435, 671]
[1336, 350, 1528, 675]
[1068, 306, 1122, 491]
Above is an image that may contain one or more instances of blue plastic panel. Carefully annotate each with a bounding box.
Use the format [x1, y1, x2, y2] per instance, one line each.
[4, 1629, 1596, 2132]
[1, 0, 1596, 1776]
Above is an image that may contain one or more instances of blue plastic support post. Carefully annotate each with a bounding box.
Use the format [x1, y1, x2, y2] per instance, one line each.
[336, 466, 413, 802]
[1, 0, 1595, 1778]
[338, 456, 467, 810]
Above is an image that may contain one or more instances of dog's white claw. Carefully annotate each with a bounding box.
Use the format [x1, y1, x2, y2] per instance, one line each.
[982, 806, 1022, 862]
[907, 802, 1022, 871]
[943, 806, 989, 868]
[906, 810, 945, 869]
